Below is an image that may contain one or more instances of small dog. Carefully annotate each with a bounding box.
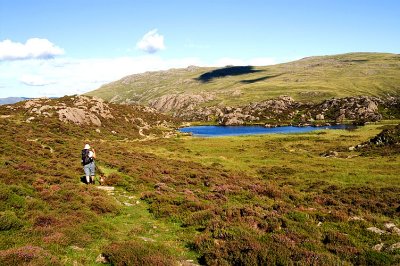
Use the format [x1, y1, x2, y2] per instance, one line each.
[99, 175, 106, 186]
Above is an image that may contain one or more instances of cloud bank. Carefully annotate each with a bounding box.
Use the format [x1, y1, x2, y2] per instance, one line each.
[0, 55, 204, 98]
[0, 38, 64, 61]
[0, 37, 278, 98]
[0, 55, 279, 98]
[136, 29, 165, 54]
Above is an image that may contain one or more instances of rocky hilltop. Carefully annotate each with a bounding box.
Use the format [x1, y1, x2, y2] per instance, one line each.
[1, 95, 178, 139]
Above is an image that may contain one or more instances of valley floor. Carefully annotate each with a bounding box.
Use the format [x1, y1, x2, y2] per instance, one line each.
[1, 119, 400, 265]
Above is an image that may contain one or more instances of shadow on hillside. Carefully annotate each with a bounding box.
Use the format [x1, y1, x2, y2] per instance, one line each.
[196, 66, 262, 83]
[240, 73, 284, 84]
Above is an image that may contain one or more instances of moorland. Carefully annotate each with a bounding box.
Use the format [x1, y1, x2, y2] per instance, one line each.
[1, 52, 400, 266]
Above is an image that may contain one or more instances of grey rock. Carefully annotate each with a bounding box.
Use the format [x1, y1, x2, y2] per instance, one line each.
[372, 243, 384, 252]
[389, 242, 400, 251]
[367, 227, 386, 235]
[316, 114, 324, 120]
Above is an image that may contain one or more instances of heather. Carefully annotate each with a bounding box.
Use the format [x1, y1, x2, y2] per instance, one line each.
[1, 97, 399, 265]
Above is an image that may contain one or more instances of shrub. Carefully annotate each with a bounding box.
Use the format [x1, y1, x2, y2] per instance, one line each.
[194, 232, 286, 266]
[90, 196, 120, 214]
[287, 211, 309, 223]
[183, 209, 215, 227]
[0, 185, 26, 211]
[0, 245, 61, 266]
[356, 250, 394, 266]
[0, 211, 24, 231]
[103, 240, 175, 266]
[323, 230, 359, 260]
[104, 172, 124, 186]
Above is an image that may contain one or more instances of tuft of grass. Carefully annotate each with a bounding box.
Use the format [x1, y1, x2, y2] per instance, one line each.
[0, 211, 24, 231]
[103, 240, 176, 266]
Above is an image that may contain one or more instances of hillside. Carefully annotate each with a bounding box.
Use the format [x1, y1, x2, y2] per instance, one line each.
[1, 96, 400, 265]
[0, 96, 186, 265]
[0, 95, 178, 139]
[87, 53, 400, 113]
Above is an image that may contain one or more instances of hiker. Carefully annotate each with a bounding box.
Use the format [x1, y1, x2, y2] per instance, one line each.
[82, 144, 96, 184]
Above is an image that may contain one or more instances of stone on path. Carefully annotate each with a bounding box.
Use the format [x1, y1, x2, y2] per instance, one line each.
[372, 243, 384, 252]
[367, 227, 386, 235]
[70, 245, 84, 251]
[389, 242, 400, 251]
[384, 223, 400, 236]
[96, 186, 115, 192]
[139, 236, 156, 242]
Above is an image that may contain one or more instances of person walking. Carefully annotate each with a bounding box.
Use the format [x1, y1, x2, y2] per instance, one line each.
[82, 144, 96, 184]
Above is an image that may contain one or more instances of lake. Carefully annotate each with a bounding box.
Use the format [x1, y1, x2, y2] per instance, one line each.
[179, 125, 356, 137]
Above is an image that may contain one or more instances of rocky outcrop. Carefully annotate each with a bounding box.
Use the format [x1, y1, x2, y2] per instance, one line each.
[58, 107, 102, 126]
[175, 95, 305, 125]
[2, 95, 178, 140]
[368, 124, 400, 146]
[149, 93, 215, 113]
[355, 124, 400, 155]
[23, 96, 114, 126]
[315, 96, 382, 123]
[170, 95, 399, 126]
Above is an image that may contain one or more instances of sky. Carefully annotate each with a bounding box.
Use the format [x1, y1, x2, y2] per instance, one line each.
[0, 0, 399, 98]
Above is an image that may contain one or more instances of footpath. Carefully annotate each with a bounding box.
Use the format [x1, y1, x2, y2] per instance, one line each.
[79, 165, 199, 265]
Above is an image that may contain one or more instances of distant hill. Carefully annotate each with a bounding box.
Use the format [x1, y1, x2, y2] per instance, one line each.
[87, 53, 400, 112]
[0, 97, 31, 105]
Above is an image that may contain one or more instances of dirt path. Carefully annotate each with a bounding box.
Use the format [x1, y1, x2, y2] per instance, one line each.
[93, 166, 199, 265]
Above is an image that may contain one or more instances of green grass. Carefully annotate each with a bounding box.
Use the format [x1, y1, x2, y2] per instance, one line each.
[114, 121, 399, 264]
[130, 122, 400, 187]
[1, 97, 400, 265]
[87, 52, 400, 107]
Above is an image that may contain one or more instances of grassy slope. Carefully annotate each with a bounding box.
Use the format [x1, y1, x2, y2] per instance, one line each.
[0, 99, 195, 265]
[87, 52, 400, 106]
[126, 121, 400, 265]
[1, 97, 400, 265]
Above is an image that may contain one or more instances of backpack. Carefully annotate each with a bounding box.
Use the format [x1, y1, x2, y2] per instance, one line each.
[81, 149, 93, 165]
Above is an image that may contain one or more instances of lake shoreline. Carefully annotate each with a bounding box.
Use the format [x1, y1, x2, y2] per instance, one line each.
[179, 124, 359, 137]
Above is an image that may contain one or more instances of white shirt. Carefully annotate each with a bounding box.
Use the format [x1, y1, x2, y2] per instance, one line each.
[88, 151, 94, 158]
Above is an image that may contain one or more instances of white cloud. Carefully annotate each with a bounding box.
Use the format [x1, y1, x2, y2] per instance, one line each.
[136, 29, 165, 54]
[0, 38, 64, 61]
[0, 54, 282, 98]
[0, 55, 204, 98]
[20, 74, 54, 86]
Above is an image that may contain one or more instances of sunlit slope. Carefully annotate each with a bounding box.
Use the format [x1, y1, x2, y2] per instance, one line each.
[87, 52, 400, 106]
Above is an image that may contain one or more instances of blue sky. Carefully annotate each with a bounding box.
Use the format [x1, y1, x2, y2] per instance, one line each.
[0, 0, 399, 97]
